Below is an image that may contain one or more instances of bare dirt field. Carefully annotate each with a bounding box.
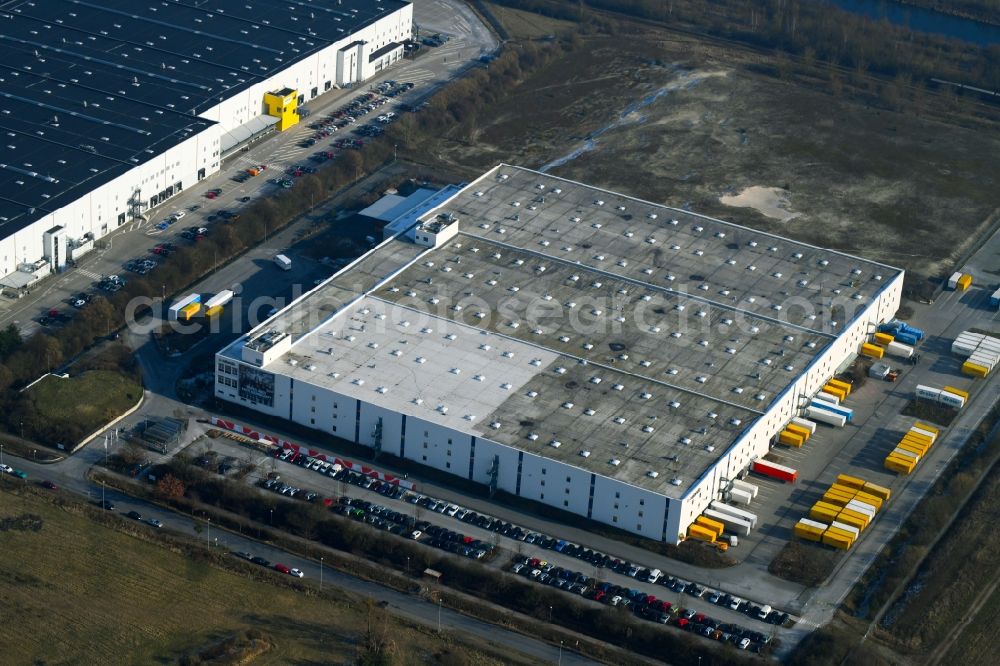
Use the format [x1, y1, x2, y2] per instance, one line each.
[431, 8, 1000, 281]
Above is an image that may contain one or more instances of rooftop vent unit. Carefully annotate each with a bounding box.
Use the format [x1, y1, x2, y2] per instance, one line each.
[647, 470, 660, 478]
[580, 450, 591, 458]
[584, 408, 596, 416]
[501, 382, 512, 390]
[376, 386, 388, 394]
[415, 357, 426, 364]
[730, 418, 742, 426]
[671, 478, 683, 486]
[561, 402, 574, 409]
[550, 440, 561, 448]
[609, 458, 621, 466]
[612, 383, 624, 391]
[679, 436, 691, 445]
[353, 378, 365, 385]
[528, 433, 539, 440]
[437, 405, 448, 414]
[413, 398, 423, 405]
[527, 390, 538, 398]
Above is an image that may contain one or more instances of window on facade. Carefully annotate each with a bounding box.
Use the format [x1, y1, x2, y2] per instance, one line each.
[540, 480, 545, 487]
[446, 462, 451, 469]
[564, 488, 570, 494]
[615, 492, 620, 499]
[541, 468, 546, 475]
[638, 511, 644, 518]
[422, 455, 427, 462]
[639, 499, 645, 506]
[612, 516, 618, 523]
[563, 500, 569, 507]
[310, 419, 315, 425]
[423, 442, 428, 449]
[447, 450, 452, 457]
[332, 426, 337, 432]
[540, 493, 544, 500]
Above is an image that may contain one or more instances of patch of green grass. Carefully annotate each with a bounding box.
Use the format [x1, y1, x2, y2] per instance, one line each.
[24, 370, 141, 441]
[0, 486, 528, 666]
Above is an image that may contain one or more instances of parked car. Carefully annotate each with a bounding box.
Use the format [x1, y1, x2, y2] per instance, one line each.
[126, 510, 142, 520]
[274, 563, 291, 574]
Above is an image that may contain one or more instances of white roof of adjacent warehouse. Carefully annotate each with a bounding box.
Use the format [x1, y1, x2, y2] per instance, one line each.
[221, 164, 902, 498]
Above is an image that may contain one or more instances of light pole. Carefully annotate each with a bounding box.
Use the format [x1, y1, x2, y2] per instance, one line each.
[394, 144, 398, 162]
[269, 508, 273, 526]
[406, 556, 410, 575]
[437, 598, 442, 633]
[1, 443, 4, 467]
[207, 518, 211, 548]
[558, 641, 563, 666]
[101, 481, 106, 507]
[20, 420, 23, 440]
[548, 606, 553, 622]
[320, 557, 324, 591]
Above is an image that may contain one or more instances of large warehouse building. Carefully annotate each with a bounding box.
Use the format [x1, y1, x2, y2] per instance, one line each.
[0, 0, 412, 290]
[216, 164, 903, 543]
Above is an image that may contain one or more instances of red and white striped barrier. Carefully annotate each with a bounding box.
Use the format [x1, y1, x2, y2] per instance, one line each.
[210, 416, 416, 490]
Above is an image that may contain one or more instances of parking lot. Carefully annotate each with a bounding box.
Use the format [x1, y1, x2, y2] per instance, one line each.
[193, 433, 794, 651]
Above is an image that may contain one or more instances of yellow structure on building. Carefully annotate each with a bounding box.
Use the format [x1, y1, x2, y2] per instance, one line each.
[264, 88, 299, 131]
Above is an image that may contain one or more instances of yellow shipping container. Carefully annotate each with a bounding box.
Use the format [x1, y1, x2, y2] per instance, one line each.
[957, 274, 972, 290]
[828, 378, 853, 395]
[181, 303, 200, 321]
[823, 384, 848, 401]
[687, 524, 717, 543]
[913, 422, 939, 436]
[822, 531, 853, 550]
[904, 430, 933, 446]
[205, 305, 223, 317]
[884, 455, 916, 474]
[695, 516, 725, 538]
[962, 360, 989, 377]
[795, 522, 825, 542]
[822, 492, 853, 507]
[786, 423, 812, 441]
[861, 482, 891, 502]
[838, 507, 870, 528]
[873, 332, 894, 346]
[899, 436, 930, 451]
[810, 504, 840, 523]
[898, 443, 929, 459]
[855, 490, 885, 510]
[824, 526, 856, 546]
[830, 483, 860, 498]
[835, 474, 866, 490]
[861, 343, 885, 359]
[827, 485, 857, 499]
[836, 512, 867, 533]
[779, 430, 805, 447]
[942, 386, 970, 401]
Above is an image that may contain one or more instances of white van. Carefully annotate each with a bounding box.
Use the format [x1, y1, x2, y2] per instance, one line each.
[647, 568, 663, 584]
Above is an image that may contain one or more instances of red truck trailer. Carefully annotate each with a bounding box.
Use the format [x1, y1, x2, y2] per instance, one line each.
[751, 459, 798, 483]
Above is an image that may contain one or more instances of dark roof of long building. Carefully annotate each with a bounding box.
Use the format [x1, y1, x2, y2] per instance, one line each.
[0, 0, 409, 239]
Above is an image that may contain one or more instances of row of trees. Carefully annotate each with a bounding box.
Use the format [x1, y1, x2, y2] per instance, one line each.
[494, 0, 1000, 95]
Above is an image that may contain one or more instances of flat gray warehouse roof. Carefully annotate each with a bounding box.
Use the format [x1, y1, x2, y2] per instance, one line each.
[224, 164, 901, 496]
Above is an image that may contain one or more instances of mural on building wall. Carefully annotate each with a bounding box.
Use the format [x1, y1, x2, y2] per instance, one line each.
[238, 365, 275, 407]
